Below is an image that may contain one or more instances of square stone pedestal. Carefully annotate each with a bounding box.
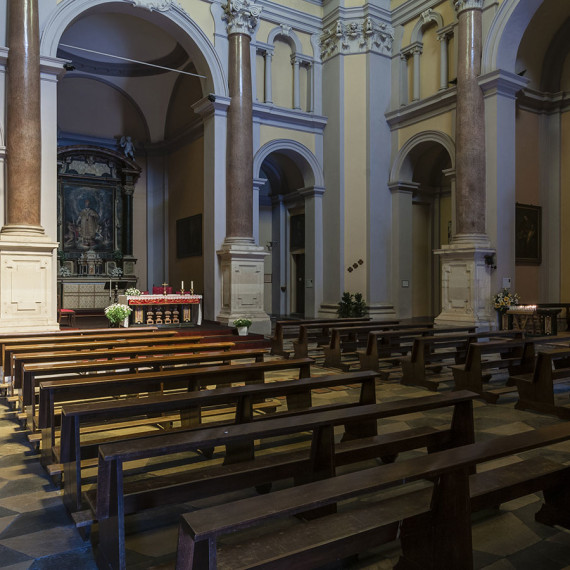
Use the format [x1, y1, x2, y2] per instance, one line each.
[217, 239, 271, 335]
[435, 238, 495, 330]
[0, 232, 59, 332]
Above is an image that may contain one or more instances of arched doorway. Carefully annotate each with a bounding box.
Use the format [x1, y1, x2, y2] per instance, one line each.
[40, 0, 227, 319]
[390, 132, 454, 318]
[254, 140, 324, 318]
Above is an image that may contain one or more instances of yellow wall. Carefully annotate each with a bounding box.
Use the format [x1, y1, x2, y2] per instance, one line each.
[514, 109, 540, 301]
[259, 126, 315, 154]
[256, 52, 265, 103]
[420, 24, 441, 99]
[440, 194, 451, 246]
[398, 111, 454, 147]
[343, 55, 368, 294]
[561, 111, 570, 298]
[178, 0, 214, 42]
[272, 38, 294, 109]
[168, 137, 205, 294]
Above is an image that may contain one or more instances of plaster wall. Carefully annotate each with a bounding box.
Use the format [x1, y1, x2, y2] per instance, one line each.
[259, 205, 272, 313]
[398, 111, 454, 147]
[271, 38, 294, 109]
[440, 193, 451, 246]
[259, 125, 315, 154]
[343, 54, 368, 294]
[133, 156, 148, 291]
[412, 201, 430, 316]
[178, 0, 215, 43]
[561, 110, 570, 298]
[167, 137, 204, 294]
[420, 25, 440, 99]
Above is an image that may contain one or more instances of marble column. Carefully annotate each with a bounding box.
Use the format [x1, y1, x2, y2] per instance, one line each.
[454, 0, 486, 242]
[5, 0, 42, 234]
[0, 0, 58, 332]
[217, 0, 270, 334]
[434, 0, 494, 329]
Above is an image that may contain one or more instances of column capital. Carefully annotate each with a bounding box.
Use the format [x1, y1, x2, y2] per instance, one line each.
[454, 0, 484, 15]
[223, 0, 262, 37]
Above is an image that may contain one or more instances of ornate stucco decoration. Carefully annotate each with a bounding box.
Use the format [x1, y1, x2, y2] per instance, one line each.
[125, 0, 177, 11]
[320, 17, 394, 61]
[453, 0, 484, 14]
[223, 0, 262, 37]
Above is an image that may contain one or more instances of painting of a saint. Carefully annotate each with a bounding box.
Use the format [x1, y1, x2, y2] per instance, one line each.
[63, 184, 114, 253]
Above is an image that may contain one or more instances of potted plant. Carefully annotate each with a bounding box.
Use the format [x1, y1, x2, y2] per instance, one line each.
[492, 288, 520, 329]
[104, 303, 132, 327]
[233, 318, 252, 336]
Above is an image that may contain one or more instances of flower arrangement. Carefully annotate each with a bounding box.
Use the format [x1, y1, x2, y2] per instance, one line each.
[104, 303, 132, 325]
[493, 288, 520, 313]
[125, 287, 141, 296]
[59, 266, 72, 277]
[110, 267, 123, 278]
[233, 318, 252, 328]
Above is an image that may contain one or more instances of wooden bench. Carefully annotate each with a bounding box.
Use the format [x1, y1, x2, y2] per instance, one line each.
[451, 339, 535, 402]
[38, 357, 314, 459]
[22, 347, 267, 432]
[60, 369, 377, 513]
[401, 330, 525, 391]
[511, 348, 570, 418]
[322, 323, 433, 370]
[91, 390, 476, 569]
[14, 339, 230, 412]
[176, 420, 570, 570]
[270, 318, 370, 357]
[292, 318, 392, 359]
[7, 333, 204, 389]
[356, 325, 477, 375]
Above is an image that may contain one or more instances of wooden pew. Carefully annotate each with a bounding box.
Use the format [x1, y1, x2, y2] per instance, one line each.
[0, 327, 171, 368]
[511, 347, 570, 418]
[91, 390, 476, 569]
[401, 330, 525, 391]
[292, 319, 395, 359]
[451, 338, 535, 402]
[177, 421, 570, 570]
[60, 369, 376, 513]
[322, 323, 433, 370]
[270, 317, 370, 357]
[356, 325, 477, 375]
[38, 358, 314, 457]
[7, 333, 205, 388]
[23, 347, 267, 432]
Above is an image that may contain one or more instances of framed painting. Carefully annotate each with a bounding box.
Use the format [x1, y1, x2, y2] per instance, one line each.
[62, 181, 115, 254]
[177, 214, 202, 258]
[515, 203, 541, 265]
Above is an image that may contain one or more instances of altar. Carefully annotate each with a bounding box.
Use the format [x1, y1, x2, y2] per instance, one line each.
[504, 305, 561, 336]
[121, 294, 202, 327]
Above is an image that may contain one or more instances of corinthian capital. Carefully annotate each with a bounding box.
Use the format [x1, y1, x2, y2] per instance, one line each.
[224, 0, 262, 37]
[454, 0, 484, 14]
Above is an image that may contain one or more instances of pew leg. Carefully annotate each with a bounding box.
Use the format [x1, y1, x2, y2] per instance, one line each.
[97, 514, 126, 570]
[176, 522, 212, 570]
[536, 483, 570, 529]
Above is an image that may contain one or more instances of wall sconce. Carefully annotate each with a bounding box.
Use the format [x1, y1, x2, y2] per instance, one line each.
[266, 241, 278, 251]
[484, 254, 496, 270]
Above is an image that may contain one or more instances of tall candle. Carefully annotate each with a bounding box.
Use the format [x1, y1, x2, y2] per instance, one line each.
[191, 281, 194, 290]
[181, 281, 184, 291]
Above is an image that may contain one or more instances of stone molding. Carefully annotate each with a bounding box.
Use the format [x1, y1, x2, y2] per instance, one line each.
[478, 69, 529, 100]
[320, 17, 394, 61]
[453, 0, 484, 14]
[223, 0, 262, 37]
[124, 0, 178, 11]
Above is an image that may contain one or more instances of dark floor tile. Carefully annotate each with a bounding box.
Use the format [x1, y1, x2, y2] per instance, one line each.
[0, 506, 75, 540]
[507, 539, 570, 569]
[0, 544, 33, 567]
[473, 549, 502, 569]
[28, 546, 96, 570]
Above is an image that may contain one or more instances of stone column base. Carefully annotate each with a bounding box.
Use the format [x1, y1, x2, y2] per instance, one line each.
[216, 238, 271, 335]
[0, 232, 59, 332]
[319, 303, 396, 320]
[434, 238, 495, 330]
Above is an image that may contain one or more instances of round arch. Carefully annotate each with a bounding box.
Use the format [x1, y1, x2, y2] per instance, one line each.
[483, 0, 543, 74]
[267, 26, 303, 54]
[389, 130, 455, 183]
[253, 139, 324, 189]
[40, 0, 228, 97]
[410, 9, 444, 44]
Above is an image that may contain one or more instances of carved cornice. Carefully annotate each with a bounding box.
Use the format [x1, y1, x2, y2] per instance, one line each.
[223, 0, 262, 37]
[454, 0, 484, 14]
[124, 0, 178, 11]
[320, 17, 394, 61]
